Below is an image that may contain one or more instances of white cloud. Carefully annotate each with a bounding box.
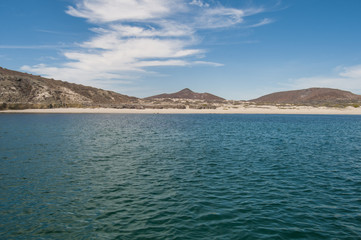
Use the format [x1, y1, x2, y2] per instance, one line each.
[190, 0, 209, 8]
[193, 61, 224, 67]
[21, 64, 134, 91]
[248, 18, 274, 28]
[66, 0, 182, 23]
[195, 7, 245, 29]
[340, 64, 361, 78]
[109, 23, 194, 37]
[23, 0, 271, 88]
[289, 65, 361, 93]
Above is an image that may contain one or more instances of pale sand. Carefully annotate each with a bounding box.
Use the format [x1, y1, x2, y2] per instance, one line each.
[1, 106, 361, 114]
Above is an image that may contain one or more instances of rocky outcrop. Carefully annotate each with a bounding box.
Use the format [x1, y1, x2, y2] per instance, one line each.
[0, 67, 138, 109]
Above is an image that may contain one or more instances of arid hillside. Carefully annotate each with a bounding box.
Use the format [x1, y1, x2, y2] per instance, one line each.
[145, 88, 225, 102]
[251, 88, 361, 106]
[0, 67, 138, 109]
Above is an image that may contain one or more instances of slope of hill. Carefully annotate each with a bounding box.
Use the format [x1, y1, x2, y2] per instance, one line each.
[0, 67, 137, 109]
[251, 88, 361, 105]
[145, 88, 225, 102]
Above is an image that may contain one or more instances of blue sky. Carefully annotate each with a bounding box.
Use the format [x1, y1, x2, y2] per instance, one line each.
[1, 0, 361, 99]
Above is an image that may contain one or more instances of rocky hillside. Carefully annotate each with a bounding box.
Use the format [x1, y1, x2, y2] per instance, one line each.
[145, 88, 225, 102]
[251, 88, 361, 105]
[0, 67, 138, 109]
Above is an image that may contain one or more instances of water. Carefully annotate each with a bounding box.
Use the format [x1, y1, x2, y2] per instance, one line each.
[1, 114, 361, 239]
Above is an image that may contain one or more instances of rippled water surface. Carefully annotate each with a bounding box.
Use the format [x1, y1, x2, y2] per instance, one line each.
[1, 114, 361, 239]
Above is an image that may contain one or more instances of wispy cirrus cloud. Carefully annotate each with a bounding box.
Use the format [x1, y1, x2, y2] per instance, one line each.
[339, 65, 361, 79]
[288, 64, 361, 93]
[36, 29, 81, 36]
[248, 18, 274, 28]
[22, 0, 273, 88]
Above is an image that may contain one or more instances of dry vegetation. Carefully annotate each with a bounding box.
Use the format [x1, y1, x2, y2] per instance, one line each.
[1, 67, 361, 111]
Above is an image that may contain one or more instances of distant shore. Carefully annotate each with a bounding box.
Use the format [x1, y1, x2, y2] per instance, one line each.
[1, 105, 361, 115]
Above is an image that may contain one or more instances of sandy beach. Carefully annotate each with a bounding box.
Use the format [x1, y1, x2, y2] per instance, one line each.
[1, 105, 361, 115]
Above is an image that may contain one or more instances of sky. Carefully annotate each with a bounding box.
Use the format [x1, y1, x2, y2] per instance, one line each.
[1, 0, 361, 100]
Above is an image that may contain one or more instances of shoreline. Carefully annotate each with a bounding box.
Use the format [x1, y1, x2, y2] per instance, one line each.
[1, 106, 361, 115]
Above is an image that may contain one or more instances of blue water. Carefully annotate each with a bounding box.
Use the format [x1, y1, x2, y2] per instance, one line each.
[1, 114, 361, 239]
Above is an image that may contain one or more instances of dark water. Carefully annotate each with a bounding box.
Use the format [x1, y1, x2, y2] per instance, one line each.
[1, 114, 361, 239]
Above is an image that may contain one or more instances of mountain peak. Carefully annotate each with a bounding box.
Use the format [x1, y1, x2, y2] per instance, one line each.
[145, 88, 225, 102]
[179, 88, 193, 92]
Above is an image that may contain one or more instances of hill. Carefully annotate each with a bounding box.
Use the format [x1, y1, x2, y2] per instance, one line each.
[0, 67, 138, 109]
[251, 88, 361, 106]
[145, 88, 225, 102]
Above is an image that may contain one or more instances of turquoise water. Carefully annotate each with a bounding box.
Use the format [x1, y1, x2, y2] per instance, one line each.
[1, 114, 361, 239]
